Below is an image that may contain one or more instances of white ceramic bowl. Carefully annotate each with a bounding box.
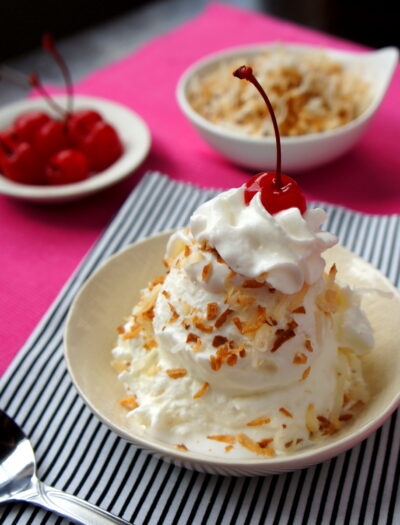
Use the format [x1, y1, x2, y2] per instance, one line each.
[64, 231, 400, 476]
[0, 96, 151, 203]
[176, 44, 398, 172]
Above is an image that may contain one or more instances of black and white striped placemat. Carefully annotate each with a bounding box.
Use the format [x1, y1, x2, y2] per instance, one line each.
[1, 172, 399, 525]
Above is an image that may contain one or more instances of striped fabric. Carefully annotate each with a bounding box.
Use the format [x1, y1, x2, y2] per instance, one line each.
[1, 172, 399, 525]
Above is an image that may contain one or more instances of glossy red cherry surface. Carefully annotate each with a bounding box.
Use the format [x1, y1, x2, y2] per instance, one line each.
[67, 110, 103, 146]
[234, 65, 307, 215]
[0, 141, 45, 185]
[80, 121, 123, 171]
[14, 111, 51, 143]
[33, 119, 70, 159]
[45, 149, 89, 185]
[244, 172, 307, 215]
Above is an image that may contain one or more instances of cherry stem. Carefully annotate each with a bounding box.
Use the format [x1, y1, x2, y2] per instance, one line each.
[29, 73, 66, 120]
[42, 34, 74, 115]
[233, 65, 282, 188]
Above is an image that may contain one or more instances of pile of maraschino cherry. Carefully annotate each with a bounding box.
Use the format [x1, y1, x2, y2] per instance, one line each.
[0, 35, 123, 186]
[234, 65, 306, 216]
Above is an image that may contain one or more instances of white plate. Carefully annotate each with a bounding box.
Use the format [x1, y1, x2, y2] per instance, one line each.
[0, 96, 151, 202]
[177, 44, 398, 172]
[64, 231, 400, 476]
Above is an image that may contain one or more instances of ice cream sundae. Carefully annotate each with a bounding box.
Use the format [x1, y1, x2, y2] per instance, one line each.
[111, 66, 373, 458]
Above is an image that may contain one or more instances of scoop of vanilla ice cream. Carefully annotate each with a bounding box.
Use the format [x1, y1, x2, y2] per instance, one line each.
[112, 186, 373, 457]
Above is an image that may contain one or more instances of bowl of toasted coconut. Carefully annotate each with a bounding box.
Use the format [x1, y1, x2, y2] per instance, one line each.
[177, 43, 398, 172]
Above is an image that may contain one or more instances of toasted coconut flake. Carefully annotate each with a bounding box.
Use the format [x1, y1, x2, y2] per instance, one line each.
[192, 339, 203, 353]
[122, 323, 141, 340]
[150, 275, 165, 289]
[328, 263, 337, 283]
[270, 324, 296, 352]
[119, 395, 139, 410]
[207, 302, 219, 321]
[210, 355, 222, 371]
[162, 290, 170, 299]
[168, 302, 179, 323]
[305, 340, 314, 352]
[176, 443, 188, 451]
[302, 366, 311, 380]
[242, 279, 265, 288]
[258, 438, 274, 448]
[292, 306, 306, 314]
[186, 332, 199, 344]
[194, 318, 214, 333]
[285, 441, 293, 448]
[317, 415, 337, 435]
[235, 291, 256, 309]
[166, 368, 187, 379]
[184, 245, 191, 257]
[227, 354, 238, 366]
[279, 407, 293, 418]
[239, 347, 247, 358]
[202, 262, 213, 282]
[212, 335, 228, 347]
[193, 382, 209, 399]
[117, 325, 125, 334]
[208, 434, 236, 444]
[237, 433, 275, 456]
[163, 258, 170, 269]
[246, 416, 271, 427]
[225, 445, 234, 452]
[232, 317, 243, 333]
[141, 306, 155, 321]
[306, 403, 319, 433]
[293, 352, 308, 364]
[216, 344, 230, 359]
[215, 308, 233, 328]
[339, 413, 353, 422]
[144, 339, 158, 350]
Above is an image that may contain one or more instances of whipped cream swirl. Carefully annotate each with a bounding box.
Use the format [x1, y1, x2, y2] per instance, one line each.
[190, 187, 337, 294]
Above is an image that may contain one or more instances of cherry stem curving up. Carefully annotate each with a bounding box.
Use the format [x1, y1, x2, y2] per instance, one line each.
[233, 65, 282, 189]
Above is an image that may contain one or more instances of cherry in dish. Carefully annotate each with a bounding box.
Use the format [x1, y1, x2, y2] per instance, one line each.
[233, 65, 306, 216]
[0, 34, 123, 186]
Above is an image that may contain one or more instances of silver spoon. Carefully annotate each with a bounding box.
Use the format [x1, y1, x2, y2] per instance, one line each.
[0, 410, 131, 524]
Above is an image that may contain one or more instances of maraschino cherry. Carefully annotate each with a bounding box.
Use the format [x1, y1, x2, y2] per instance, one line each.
[45, 149, 89, 185]
[233, 66, 306, 215]
[14, 111, 51, 143]
[0, 137, 45, 185]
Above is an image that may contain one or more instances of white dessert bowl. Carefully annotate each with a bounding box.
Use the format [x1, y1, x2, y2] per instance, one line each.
[0, 95, 151, 203]
[176, 44, 398, 172]
[64, 230, 400, 476]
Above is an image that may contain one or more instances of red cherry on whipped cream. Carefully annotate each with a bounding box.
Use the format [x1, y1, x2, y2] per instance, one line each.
[233, 65, 306, 215]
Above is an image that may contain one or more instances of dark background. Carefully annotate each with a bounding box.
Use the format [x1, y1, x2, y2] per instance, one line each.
[0, 0, 398, 63]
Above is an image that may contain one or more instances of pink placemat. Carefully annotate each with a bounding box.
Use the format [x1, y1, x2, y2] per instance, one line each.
[1, 2, 399, 375]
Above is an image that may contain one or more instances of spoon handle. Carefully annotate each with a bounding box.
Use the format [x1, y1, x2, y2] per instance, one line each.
[24, 480, 131, 524]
